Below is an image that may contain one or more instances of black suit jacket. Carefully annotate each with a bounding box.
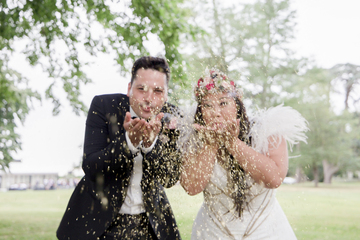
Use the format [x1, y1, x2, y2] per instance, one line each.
[57, 94, 182, 240]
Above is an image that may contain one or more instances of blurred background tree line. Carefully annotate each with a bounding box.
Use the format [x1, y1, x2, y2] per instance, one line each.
[1, 0, 359, 186]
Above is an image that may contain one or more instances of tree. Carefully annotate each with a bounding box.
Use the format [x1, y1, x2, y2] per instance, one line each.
[182, 0, 303, 108]
[328, 63, 360, 180]
[237, 0, 302, 108]
[0, 62, 40, 169]
[0, 0, 194, 169]
[330, 63, 360, 111]
[287, 67, 357, 186]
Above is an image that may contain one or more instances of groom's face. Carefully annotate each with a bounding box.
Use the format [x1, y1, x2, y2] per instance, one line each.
[127, 68, 168, 120]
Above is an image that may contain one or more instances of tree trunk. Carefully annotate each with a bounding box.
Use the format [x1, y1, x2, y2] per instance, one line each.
[313, 165, 319, 187]
[295, 166, 307, 183]
[322, 160, 340, 184]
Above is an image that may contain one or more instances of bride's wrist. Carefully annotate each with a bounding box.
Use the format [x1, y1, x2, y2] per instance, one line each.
[224, 135, 239, 152]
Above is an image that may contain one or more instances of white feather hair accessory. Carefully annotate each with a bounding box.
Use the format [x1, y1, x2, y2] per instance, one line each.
[249, 104, 309, 154]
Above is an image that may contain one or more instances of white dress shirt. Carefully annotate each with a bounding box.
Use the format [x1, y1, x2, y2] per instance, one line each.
[119, 107, 158, 214]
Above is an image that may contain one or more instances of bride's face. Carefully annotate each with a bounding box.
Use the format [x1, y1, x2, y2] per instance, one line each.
[200, 92, 237, 127]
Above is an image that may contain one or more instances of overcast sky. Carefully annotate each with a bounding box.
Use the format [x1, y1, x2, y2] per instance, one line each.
[8, 0, 360, 176]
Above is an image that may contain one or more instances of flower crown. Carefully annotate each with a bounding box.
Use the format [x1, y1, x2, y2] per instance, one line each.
[194, 68, 242, 102]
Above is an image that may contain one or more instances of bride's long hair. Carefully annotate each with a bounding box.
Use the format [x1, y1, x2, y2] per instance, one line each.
[194, 95, 252, 217]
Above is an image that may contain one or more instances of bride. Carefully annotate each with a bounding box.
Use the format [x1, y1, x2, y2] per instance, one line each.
[179, 68, 308, 239]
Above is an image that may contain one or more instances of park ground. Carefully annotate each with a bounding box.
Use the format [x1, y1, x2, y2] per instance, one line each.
[0, 181, 359, 240]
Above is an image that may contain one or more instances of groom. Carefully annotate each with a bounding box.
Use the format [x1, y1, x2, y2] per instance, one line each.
[57, 56, 182, 240]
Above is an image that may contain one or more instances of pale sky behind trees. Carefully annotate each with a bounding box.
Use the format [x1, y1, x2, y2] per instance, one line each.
[8, 0, 360, 175]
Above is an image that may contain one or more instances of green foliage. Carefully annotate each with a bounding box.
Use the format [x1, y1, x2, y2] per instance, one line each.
[328, 64, 360, 173]
[330, 63, 360, 111]
[0, 0, 194, 168]
[286, 67, 360, 183]
[0, 57, 40, 170]
[238, 0, 302, 108]
[182, 0, 303, 108]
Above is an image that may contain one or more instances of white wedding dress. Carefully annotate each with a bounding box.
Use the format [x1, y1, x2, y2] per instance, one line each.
[180, 105, 308, 240]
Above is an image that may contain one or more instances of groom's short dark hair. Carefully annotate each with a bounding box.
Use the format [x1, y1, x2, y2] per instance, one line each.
[131, 56, 170, 84]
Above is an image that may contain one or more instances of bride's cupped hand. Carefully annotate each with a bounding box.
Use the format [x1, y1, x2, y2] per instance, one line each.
[222, 119, 240, 138]
[221, 118, 241, 150]
[193, 123, 219, 146]
[193, 118, 240, 147]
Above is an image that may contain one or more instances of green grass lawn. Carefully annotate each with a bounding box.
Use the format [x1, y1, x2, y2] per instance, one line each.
[0, 181, 359, 240]
[275, 181, 360, 240]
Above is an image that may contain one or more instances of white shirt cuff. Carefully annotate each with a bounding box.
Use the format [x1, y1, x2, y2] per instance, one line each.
[141, 136, 158, 154]
[125, 131, 140, 154]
